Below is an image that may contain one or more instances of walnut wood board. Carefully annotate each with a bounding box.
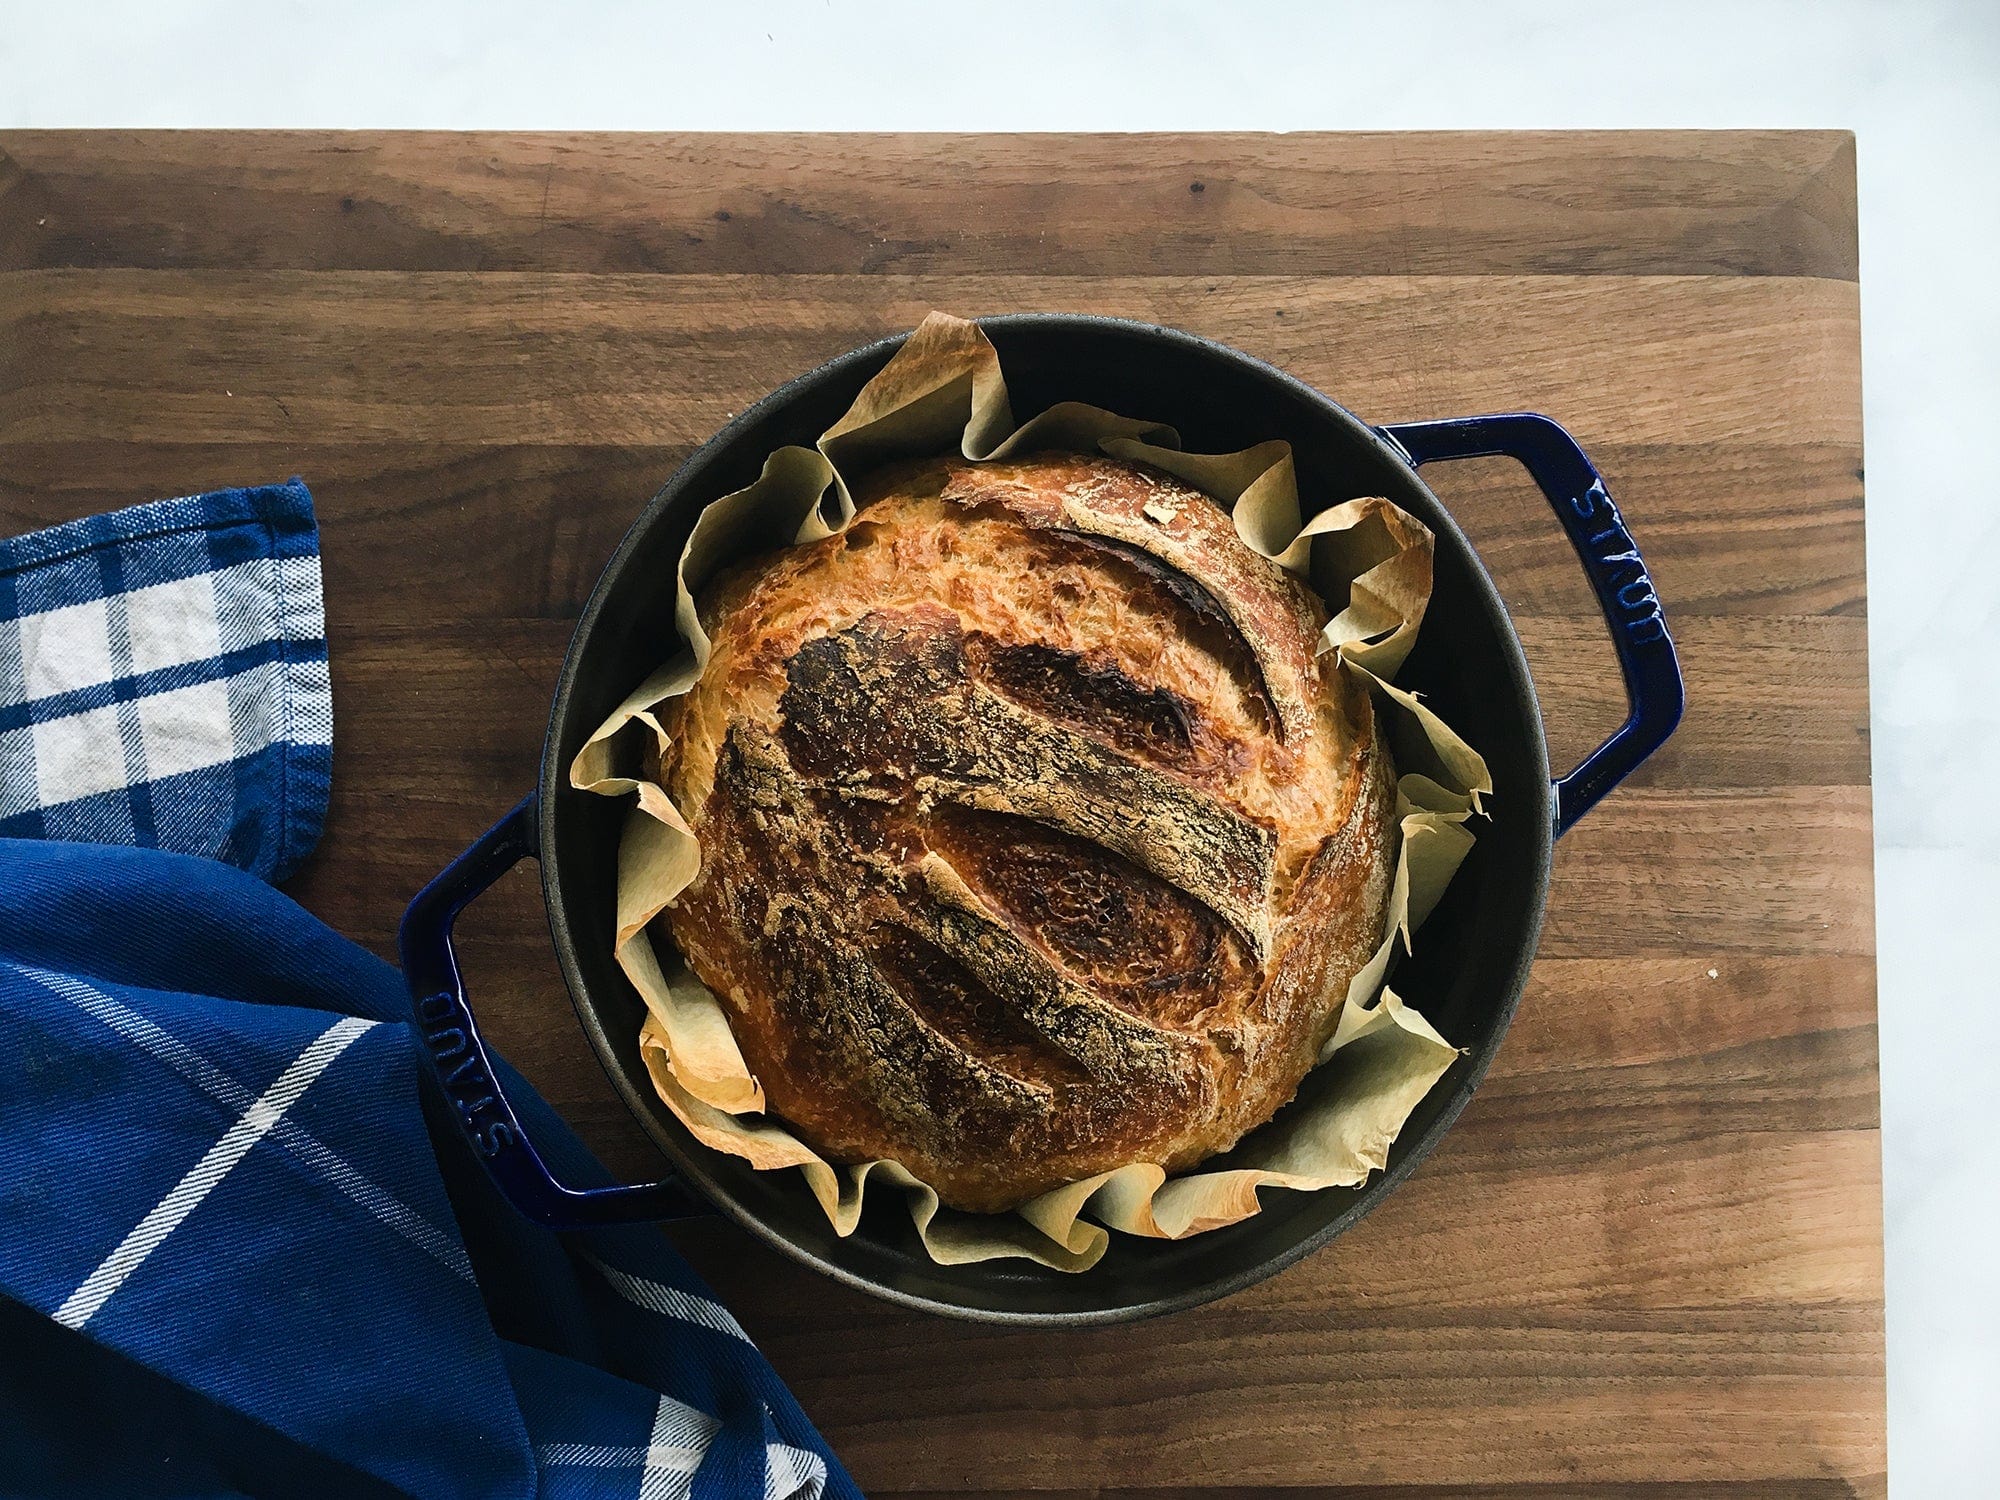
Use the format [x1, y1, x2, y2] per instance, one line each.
[0, 132, 1880, 1497]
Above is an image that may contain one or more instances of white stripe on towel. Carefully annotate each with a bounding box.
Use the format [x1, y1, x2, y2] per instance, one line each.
[640, 1391, 716, 1500]
[533, 1393, 716, 1500]
[18, 963, 473, 1283]
[764, 1439, 828, 1500]
[585, 1252, 752, 1345]
[54, 1014, 375, 1330]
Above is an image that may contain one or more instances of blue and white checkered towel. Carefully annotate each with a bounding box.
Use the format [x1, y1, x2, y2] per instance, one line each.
[0, 487, 859, 1498]
[0, 480, 331, 880]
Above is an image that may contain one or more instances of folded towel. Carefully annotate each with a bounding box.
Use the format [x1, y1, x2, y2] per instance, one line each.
[0, 481, 331, 881]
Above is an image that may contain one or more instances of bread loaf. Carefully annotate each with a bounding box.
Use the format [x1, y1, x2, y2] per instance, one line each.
[660, 452, 1397, 1213]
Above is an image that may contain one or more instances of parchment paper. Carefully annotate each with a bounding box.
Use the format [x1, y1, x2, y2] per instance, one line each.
[572, 313, 1491, 1272]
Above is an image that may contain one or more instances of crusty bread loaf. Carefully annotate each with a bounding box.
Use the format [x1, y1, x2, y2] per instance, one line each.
[660, 452, 1397, 1213]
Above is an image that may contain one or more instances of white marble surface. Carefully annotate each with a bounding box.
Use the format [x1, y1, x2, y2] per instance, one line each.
[6, 3, 1996, 1491]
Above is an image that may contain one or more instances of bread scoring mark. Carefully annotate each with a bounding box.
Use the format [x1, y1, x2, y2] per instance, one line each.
[966, 635, 1203, 773]
[959, 689, 1277, 962]
[865, 924, 1091, 1086]
[924, 806, 1252, 1032]
[771, 600, 976, 787]
[933, 487, 1285, 742]
[1059, 531, 1282, 739]
[688, 708, 1214, 1201]
[908, 851, 1208, 1108]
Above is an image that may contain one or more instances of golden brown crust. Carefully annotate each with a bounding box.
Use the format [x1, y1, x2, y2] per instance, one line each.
[661, 453, 1397, 1212]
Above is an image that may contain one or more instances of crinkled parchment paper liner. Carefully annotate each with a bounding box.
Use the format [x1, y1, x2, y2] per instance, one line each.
[572, 313, 1491, 1272]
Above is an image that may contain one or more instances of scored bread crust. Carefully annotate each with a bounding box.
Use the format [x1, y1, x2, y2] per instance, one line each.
[660, 452, 1397, 1213]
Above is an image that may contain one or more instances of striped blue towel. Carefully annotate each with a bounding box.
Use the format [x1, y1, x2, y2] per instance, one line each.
[0, 480, 331, 880]
[0, 488, 859, 1498]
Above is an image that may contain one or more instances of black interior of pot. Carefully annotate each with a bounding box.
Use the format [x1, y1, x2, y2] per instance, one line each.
[540, 316, 1553, 1323]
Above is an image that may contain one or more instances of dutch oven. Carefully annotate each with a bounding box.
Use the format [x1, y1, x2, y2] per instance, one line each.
[400, 314, 1684, 1325]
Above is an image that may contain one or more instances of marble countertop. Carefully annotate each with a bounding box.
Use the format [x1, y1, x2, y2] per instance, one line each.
[7, 3, 1994, 1493]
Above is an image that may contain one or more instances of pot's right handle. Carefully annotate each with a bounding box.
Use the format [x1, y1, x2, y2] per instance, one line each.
[1378, 413, 1684, 837]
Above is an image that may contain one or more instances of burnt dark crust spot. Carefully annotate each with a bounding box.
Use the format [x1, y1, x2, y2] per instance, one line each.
[774, 602, 976, 785]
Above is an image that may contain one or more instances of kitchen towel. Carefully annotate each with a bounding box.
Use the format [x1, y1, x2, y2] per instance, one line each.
[0, 837, 854, 1500]
[0, 480, 331, 881]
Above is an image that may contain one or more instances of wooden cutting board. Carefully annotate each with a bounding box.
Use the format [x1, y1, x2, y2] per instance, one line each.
[0, 131, 1880, 1497]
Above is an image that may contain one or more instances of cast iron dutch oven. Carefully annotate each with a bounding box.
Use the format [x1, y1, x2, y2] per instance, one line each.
[400, 315, 1683, 1325]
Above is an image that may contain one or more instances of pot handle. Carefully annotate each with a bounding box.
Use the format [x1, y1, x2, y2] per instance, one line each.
[1378, 413, 1684, 836]
[399, 794, 711, 1227]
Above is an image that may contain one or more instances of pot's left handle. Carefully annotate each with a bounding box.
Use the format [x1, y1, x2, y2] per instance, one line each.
[399, 794, 711, 1228]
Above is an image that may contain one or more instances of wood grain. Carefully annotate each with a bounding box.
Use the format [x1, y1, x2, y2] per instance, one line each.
[0, 131, 1859, 279]
[0, 271, 1862, 447]
[0, 131, 1881, 1497]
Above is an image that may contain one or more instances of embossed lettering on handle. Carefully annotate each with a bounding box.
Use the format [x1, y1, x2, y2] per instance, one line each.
[1571, 479, 1668, 648]
[415, 989, 517, 1160]
[1378, 414, 1685, 837]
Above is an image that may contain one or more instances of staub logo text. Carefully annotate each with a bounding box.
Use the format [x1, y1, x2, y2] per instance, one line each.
[416, 991, 518, 1158]
[1572, 480, 1667, 645]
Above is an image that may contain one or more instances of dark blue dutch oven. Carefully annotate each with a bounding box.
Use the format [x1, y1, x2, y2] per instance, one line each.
[401, 315, 1683, 1325]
